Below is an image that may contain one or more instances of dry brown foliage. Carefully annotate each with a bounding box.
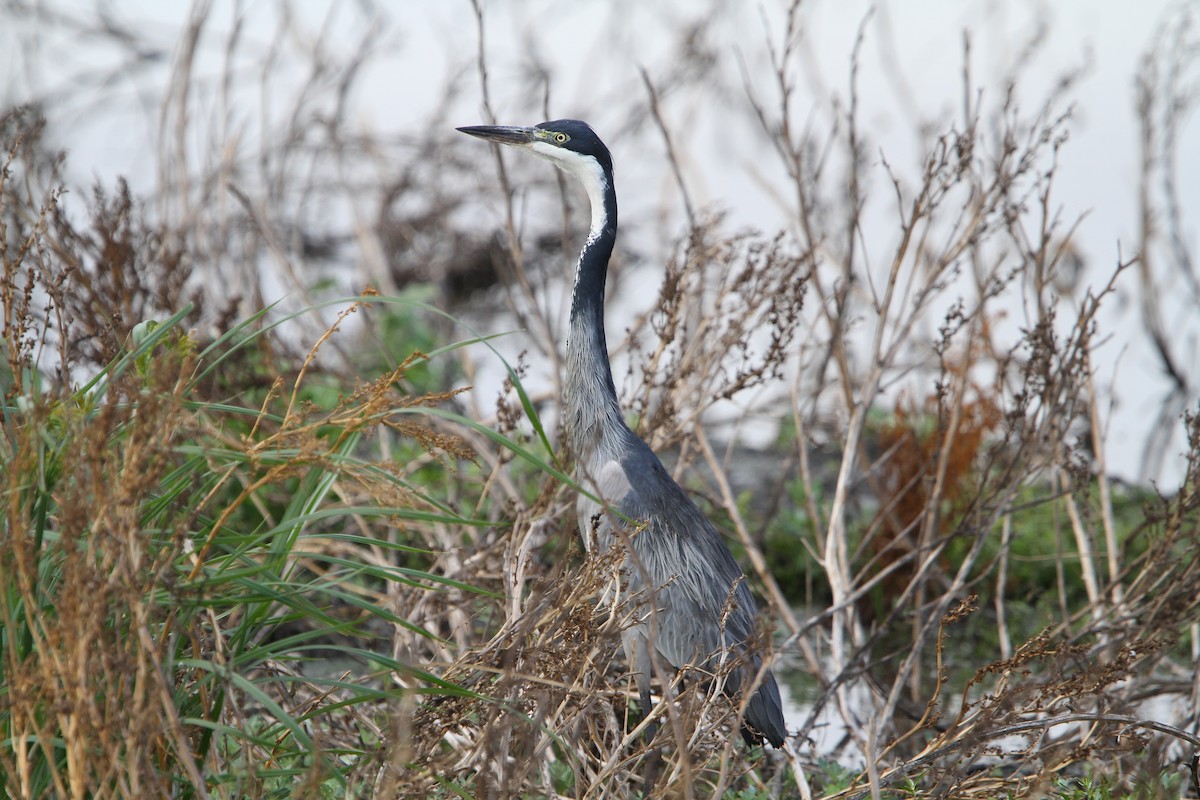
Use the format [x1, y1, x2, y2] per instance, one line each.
[3, 2, 1200, 799]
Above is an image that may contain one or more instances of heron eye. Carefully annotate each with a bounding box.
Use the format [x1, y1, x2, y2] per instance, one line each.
[553, 132, 568, 143]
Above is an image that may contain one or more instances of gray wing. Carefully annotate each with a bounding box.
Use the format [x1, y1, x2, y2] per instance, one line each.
[619, 496, 754, 667]
[613, 444, 788, 746]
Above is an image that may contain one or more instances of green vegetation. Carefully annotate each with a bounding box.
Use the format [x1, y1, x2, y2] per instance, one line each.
[0, 293, 499, 796]
[3, 1, 1200, 796]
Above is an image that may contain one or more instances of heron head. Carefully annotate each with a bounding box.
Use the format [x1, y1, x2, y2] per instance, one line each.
[457, 119, 613, 181]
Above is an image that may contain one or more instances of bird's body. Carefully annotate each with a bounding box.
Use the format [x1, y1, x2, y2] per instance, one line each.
[459, 119, 787, 748]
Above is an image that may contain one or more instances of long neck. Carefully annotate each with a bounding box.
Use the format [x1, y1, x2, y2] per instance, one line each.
[564, 163, 627, 462]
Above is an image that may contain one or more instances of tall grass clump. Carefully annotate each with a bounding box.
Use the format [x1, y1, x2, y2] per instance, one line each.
[0, 107, 500, 799]
[2, 0, 1200, 796]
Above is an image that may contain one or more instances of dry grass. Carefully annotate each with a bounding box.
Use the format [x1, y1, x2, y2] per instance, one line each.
[2, 2, 1199, 799]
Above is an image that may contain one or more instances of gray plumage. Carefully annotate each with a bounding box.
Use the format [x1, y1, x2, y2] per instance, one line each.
[458, 119, 787, 748]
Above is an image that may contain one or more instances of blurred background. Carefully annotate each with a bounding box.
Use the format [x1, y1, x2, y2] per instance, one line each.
[3, 1, 1199, 797]
[3, 0, 1197, 483]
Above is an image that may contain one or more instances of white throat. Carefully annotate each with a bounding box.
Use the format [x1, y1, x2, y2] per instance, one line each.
[528, 141, 609, 237]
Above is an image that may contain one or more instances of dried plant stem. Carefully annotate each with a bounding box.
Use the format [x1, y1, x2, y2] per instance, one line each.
[1059, 468, 1104, 626]
[695, 426, 798, 634]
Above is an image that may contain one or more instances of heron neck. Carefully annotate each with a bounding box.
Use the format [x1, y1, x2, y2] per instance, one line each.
[564, 169, 627, 460]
